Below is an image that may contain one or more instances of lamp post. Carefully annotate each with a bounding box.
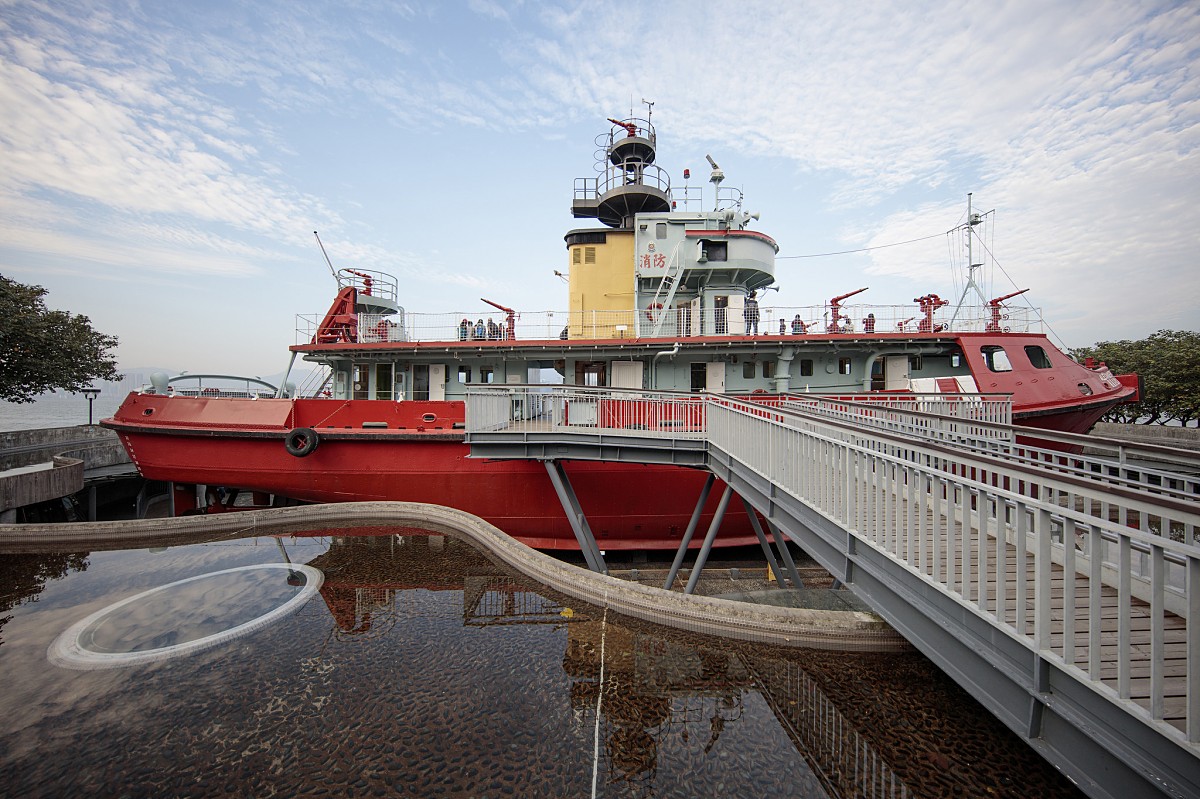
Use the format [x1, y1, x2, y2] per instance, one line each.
[82, 387, 100, 425]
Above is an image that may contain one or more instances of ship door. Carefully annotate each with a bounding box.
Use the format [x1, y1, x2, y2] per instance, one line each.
[412, 365, 430, 401]
[375, 364, 394, 400]
[611, 361, 644, 389]
[574, 361, 607, 387]
[706, 361, 726, 393]
[884, 355, 910, 390]
[428, 364, 446, 401]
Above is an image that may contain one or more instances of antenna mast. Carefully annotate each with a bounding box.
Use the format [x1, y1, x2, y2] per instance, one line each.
[950, 193, 990, 325]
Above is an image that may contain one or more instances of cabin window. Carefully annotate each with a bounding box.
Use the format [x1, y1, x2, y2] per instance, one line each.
[375, 364, 394, 401]
[909, 355, 923, 372]
[742, 362, 756, 379]
[584, 247, 596, 265]
[700, 240, 727, 262]
[656, 223, 667, 239]
[763, 361, 776, 379]
[799, 359, 814, 377]
[981, 345, 1013, 372]
[838, 357, 852, 375]
[458, 366, 471, 384]
[352, 364, 370, 400]
[480, 367, 495, 384]
[950, 352, 962, 368]
[1025, 345, 1053, 369]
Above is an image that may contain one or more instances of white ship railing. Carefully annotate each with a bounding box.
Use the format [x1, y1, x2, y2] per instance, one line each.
[294, 303, 1045, 344]
[465, 385, 1200, 746]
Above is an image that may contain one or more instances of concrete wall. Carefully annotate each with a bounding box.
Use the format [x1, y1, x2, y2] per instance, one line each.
[0, 456, 83, 513]
[1093, 422, 1200, 451]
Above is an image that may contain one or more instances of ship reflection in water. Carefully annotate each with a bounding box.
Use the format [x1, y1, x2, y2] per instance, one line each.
[0, 531, 1084, 798]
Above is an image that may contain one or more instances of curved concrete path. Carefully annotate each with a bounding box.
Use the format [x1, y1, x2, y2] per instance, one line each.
[0, 501, 909, 652]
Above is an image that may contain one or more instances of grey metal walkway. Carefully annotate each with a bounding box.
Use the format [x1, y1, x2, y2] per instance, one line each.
[464, 386, 1200, 799]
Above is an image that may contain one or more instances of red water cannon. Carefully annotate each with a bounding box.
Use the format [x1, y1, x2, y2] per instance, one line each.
[986, 288, 1029, 332]
[482, 298, 518, 340]
[913, 293, 949, 332]
[607, 118, 638, 137]
[828, 287, 868, 331]
[345, 269, 374, 295]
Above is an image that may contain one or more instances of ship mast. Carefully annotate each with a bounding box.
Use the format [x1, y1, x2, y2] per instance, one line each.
[950, 193, 990, 325]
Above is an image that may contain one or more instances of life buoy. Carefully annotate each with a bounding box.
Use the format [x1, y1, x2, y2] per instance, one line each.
[284, 427, 319, 457]
[645, 303, 663, 321]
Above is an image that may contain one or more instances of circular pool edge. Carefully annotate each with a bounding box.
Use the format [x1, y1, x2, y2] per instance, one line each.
[48, 563, 324, 670]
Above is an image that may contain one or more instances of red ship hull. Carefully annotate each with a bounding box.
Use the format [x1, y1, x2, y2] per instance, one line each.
[105, 393, 757, 550]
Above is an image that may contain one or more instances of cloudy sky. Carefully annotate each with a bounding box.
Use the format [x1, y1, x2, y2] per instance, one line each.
[1, 0, 1197, 376]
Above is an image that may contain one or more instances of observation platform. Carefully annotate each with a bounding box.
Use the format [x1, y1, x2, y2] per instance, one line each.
[463, 386, 1200, 799]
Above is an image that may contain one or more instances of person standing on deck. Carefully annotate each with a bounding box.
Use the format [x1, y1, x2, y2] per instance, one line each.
[744, 291, 760, 335]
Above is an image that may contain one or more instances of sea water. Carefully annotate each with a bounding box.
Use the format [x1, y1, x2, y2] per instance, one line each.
[0, 529, 1086, 798]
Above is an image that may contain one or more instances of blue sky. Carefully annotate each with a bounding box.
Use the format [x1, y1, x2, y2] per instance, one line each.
[1, 0, 1197, 376]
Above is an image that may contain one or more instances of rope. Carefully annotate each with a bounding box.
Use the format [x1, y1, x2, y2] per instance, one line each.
[777, 231, 945, 259]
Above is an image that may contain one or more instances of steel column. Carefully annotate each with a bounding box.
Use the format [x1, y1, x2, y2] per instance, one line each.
[684, 485, 733, 595]
[543, 460, 607, 574]
[664, 472, 715, 590]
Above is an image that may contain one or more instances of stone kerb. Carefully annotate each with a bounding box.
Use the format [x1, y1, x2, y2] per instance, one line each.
[0, 501, 909, 653]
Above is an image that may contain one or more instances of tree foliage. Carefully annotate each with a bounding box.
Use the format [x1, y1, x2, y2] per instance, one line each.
[0, 274, 122, 403]
[1071, 329, 1200, 426]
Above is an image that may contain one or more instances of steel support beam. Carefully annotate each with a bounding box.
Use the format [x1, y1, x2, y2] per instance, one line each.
[742, 496, 793, 587]
[664, 473, 715, 590]
[766, 519, 804, 589]
[543, 460, 607, 574]
[684, 484, 733, 595]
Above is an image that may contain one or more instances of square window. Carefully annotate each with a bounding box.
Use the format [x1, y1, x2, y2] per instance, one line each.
[743, 362, 756, 379]
[458, 366, 471, 384]
[800, 359, 814, 377]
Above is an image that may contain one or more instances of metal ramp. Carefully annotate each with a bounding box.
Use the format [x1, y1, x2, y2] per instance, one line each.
[464, 386, 1200, 799]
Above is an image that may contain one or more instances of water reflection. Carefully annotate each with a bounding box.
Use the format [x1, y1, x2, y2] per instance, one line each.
[0, 530, 1084, 798]
[0, 551, 89, 645]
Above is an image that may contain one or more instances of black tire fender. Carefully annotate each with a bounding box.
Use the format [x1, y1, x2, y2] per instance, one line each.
[284, 427, 319, 457]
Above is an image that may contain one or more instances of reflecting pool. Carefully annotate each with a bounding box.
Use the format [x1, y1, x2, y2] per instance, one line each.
[0, 529, 1085, 798]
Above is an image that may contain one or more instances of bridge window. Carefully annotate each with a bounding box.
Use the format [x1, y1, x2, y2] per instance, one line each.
[980, 345, 1013, 372]
[799, 359, 814, 377]
[743, 361, 756, 379]
[1025, 345, 1053, 369]
[838, 357, 852, 375]
[457, 366, 471, 384]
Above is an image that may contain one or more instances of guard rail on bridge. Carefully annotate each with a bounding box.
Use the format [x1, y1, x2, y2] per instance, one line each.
[465, 386, 1200, 799]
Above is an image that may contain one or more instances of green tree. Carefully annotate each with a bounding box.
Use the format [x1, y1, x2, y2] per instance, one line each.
[0, 274, 121, 403]
[1071, 329, 1200, 426]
